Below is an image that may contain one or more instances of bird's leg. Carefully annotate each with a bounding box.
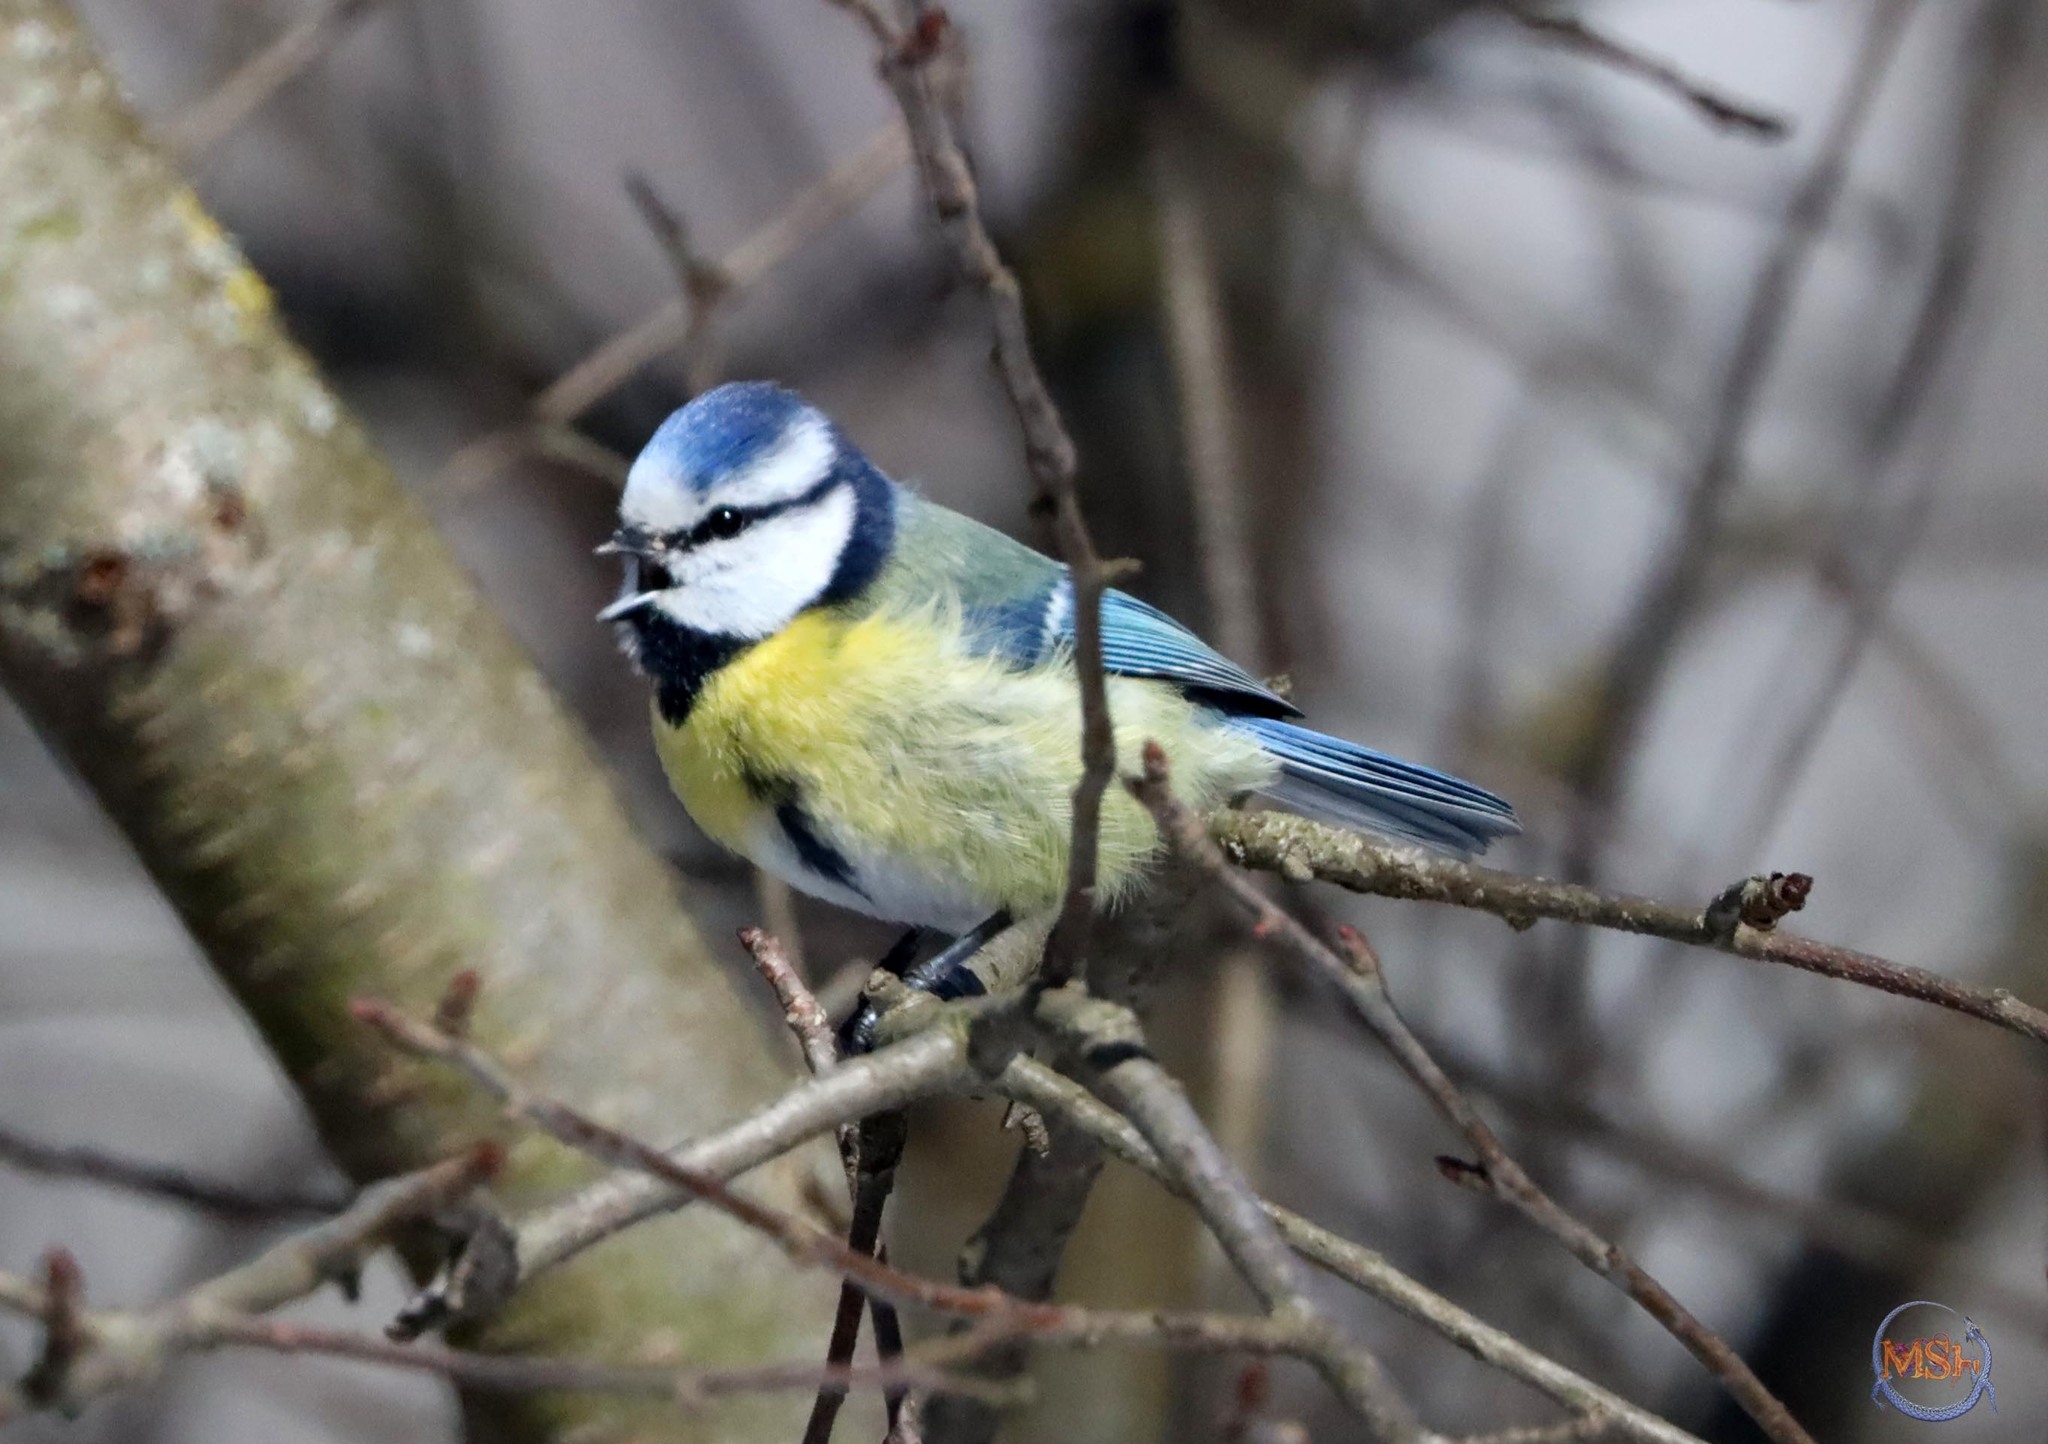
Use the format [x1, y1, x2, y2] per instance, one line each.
[875, 925, 925, 978]
[838, 910, 1012, 1056]
[901, 908, 1015, 999]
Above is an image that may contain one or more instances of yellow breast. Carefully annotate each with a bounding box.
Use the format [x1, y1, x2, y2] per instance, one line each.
[652, 609, 876, 854]
[653, 605, 1275, 920]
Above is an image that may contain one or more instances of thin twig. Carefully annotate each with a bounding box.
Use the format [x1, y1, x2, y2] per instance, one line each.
[801, 1111, 907, 1444]
[0, 1124, 348, 1220]
[742, 927, 840, 1077]
[510, 1024, 977, 1294]
[1505, 6, 1788, 139]
[622, 172, 731, 396]
[533, 123, 909, 425]
[1714, 0, 2028, 861]
[1207, 807, 2048, 1047]
[162, 0, 383, 158]
[351, 997, 1002, 1321]
[1131, 746, 1815, 1444]
[1560, 0, 1916, 873]
[0, 1147, 500, 1416]
[823, 3, 1111, 989]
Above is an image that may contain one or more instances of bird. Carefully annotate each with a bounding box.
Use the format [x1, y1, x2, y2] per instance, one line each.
[601, 381, 1517, 969]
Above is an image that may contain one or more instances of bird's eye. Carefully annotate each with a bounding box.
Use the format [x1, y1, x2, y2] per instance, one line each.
[699, 506, 747, 542]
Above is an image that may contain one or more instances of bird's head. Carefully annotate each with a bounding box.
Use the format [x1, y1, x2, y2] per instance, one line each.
[600, 382, 895, 651]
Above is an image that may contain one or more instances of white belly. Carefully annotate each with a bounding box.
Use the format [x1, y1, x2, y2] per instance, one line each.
[742, 814, 1000, 934]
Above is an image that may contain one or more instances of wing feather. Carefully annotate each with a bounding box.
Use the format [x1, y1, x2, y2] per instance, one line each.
[961, 577, 1298, 716]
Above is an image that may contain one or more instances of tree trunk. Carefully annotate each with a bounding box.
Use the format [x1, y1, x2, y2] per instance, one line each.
[0, 4, 831, 1438]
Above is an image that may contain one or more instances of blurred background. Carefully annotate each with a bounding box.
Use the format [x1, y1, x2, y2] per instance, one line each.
[2, 0, 2044, 1439]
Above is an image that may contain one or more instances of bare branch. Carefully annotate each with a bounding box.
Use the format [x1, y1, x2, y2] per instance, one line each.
[351, 996, 1004, 1321]
[0, 1148, 500, 1417]
[533, 123, 909, 425]
[161, 0, 383, 158]
[921, 1110, 1106, 1444]
[822, 3, 1110, 989]
[1132, 747, 1815, 1444]
[0, 1278, 1011, 1422]
[995, 1056, 1707, 1444]
[1562, 0, 1916, 868]
[0, 1123, 347, 1220]
[742, 927, 840, 1077]
[357, 988, 1459, 1436]
[1209, 808, 2048, 1047]
[510, 1025, 977, 1293]
[1035, 986, 1422, 1442]
[1505, 6, 1789, 139]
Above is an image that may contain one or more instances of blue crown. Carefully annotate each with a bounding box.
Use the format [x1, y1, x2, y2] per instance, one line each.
[640, 381, 812, 492]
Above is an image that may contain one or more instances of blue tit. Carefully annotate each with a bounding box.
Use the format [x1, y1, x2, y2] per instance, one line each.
[602, 381, 1517, 941]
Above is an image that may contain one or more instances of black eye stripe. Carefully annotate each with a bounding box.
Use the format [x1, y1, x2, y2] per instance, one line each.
[661, 473, 843, 553]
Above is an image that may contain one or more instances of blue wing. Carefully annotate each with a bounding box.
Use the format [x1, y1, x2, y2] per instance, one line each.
[962, 578, 1300, 717]
[1230, 717, 1519, 855]
[959, 576, 1519, 856]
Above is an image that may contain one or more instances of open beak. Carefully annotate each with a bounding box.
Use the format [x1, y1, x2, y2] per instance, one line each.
[597, 590, 660, 623]
[596, 548, 661, 622]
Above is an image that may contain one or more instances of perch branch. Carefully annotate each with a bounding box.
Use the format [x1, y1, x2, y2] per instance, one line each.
[359, 989, 1463, 1436]
[1208, 810, 2048, 1047]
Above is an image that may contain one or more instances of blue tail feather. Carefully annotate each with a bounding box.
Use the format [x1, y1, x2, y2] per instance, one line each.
[1231, 717, 1519, 857]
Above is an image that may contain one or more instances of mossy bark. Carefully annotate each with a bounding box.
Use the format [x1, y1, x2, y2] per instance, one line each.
[0, 4, 831, 1437]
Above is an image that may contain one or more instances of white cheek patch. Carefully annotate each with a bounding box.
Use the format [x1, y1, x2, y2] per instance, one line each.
[619, 415, 835, 536]
[651, 484, 857, 639]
